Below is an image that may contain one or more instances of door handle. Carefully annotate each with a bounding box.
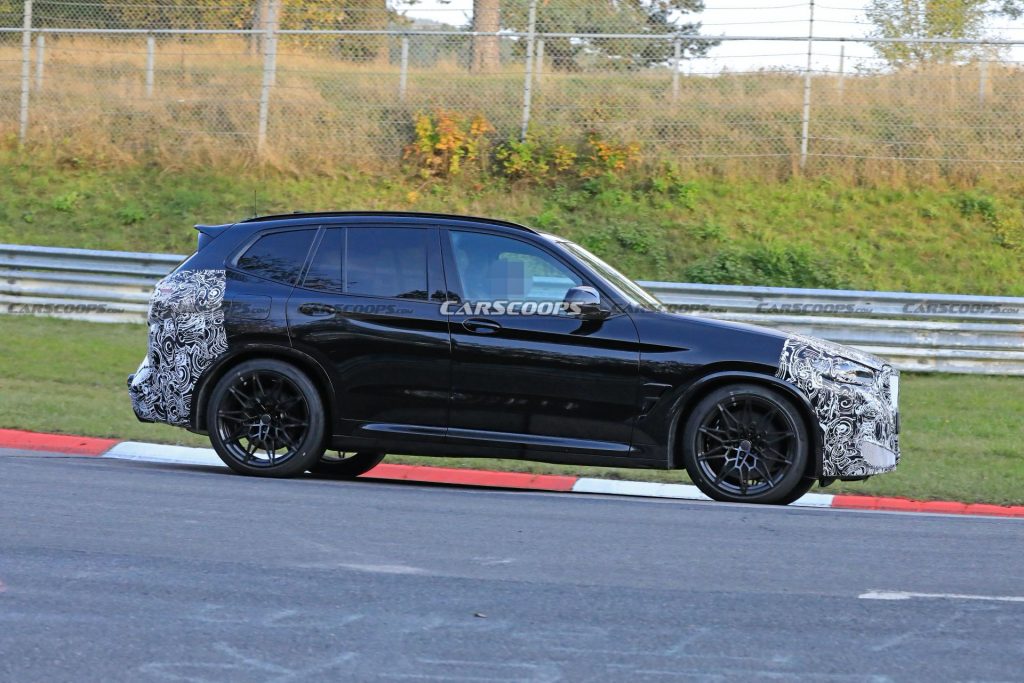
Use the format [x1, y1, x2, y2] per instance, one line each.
[298, 303, 336, 317]
[462, 318, 502, 334]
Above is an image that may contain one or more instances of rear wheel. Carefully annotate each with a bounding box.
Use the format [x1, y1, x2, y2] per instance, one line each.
[682, 383, 810, 505]
[207, 360, 326, 478]
[310, 451, 385, 478]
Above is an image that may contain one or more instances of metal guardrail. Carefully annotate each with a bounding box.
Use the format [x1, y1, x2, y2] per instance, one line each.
[2, 244, 1022, 375]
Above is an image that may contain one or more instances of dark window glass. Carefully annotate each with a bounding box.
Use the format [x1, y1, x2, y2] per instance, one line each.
[450, 231, 581, 303]
[346, 228, 429, 300]
[236, 229, 316, 285]
[303, 228, 343, 293]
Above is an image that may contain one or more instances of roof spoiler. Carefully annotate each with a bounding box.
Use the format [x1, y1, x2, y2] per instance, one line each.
[194, 223, 231, 250]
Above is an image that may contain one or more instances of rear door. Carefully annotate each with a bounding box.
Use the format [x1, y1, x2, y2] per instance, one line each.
[286, 224, 450, 441]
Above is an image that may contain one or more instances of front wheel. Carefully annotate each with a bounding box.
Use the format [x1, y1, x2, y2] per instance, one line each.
[682, 383, 811, 505]
[207, 360, 327, 478]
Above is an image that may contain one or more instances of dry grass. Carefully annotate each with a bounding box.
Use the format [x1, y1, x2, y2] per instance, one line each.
[3, 35, 1024, 183]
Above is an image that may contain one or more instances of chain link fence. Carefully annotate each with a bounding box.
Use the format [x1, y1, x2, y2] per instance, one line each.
[3, 1, 1024, 181]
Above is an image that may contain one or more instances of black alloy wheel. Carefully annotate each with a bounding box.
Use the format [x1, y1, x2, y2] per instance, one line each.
[682, 383, 811, 504]
[207, 359, 326, 477]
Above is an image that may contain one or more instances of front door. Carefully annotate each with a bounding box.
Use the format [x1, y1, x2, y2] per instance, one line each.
[441, 228, 641, 458]
[287, 225, 450, 440]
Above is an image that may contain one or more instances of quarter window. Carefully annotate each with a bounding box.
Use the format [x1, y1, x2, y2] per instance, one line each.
[236, 229, 316, 285]
[345, 227, 429, 300]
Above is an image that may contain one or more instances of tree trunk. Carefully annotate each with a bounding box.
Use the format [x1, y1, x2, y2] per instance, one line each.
[471, 0, 501, 73]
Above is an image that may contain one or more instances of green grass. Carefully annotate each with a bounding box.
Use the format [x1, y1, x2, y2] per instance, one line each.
[0, 155, 1022, 295]
[1, 316, 1021, 505]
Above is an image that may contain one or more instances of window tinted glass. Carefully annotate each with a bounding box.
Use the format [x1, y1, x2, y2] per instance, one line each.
[303, 228, 343, 293]
[236, 229, 316, 285]
[346, 228, 429, 300]
[450, 231, 581, 303]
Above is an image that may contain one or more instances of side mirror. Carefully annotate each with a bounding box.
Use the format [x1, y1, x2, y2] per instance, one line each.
[563, 286, 608, 320]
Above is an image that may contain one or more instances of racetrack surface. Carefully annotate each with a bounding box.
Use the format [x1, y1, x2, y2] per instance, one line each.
[1, 450, 1022, 682]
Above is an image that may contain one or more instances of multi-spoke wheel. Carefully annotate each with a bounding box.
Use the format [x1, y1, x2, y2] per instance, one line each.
[207, 359, 326, 477]
[309, 451, 386, 478]
[682, 383, 811, 504]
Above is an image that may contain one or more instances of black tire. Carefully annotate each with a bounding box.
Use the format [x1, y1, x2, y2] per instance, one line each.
[310, 451, 386, 478]
[682, 383, 811, 505]
[207, 359, 327, 478]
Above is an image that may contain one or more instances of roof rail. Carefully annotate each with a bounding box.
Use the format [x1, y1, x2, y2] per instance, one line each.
[239, 211, 537, 233]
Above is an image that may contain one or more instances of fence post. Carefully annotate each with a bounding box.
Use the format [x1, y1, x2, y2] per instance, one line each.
[34, 33, 44, 92]
[837, 40, 845, 101]
[672, 37, 682, 102]
[535, 38, 544, 85]
[145, 35, 156, 98]
[519, 0, 539, 141]
[799, 0, 815, 172]
[399, 35, 409, 101]
[19, 0, 33, 145]
[978, 58, 988, 104]
[257, 0, 280, 154]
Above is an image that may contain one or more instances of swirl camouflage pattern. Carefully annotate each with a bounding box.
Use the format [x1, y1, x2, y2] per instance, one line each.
[776, 334, 900, 478]
[128, 269, 229, 426]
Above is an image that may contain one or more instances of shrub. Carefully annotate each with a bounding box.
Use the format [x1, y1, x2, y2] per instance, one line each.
[404, 110, 494, 179]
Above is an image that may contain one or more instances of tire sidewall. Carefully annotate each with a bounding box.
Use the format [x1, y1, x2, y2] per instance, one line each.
[207, 359, 327, 478]
[682, 383, 811, 505]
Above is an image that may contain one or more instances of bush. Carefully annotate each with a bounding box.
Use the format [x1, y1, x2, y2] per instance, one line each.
[684, 244, 849, 289]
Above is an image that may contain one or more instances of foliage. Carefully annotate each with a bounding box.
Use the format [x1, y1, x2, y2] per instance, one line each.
[501, 0, 714, 70]
[2, 152, 1023, 296]
[495, 134, 642, 182]
[683, 243, 850, 289]
[864, 0, 1019, 66]
[404, 110, 495, 179]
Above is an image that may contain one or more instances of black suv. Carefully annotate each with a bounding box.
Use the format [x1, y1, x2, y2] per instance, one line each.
[129, 212, 900, 504]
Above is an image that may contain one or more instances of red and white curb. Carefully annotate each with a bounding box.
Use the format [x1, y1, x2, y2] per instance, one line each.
[3, 428, 1023, 518]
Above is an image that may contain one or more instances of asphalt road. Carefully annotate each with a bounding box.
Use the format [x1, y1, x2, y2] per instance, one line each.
[1, 450, 1022, 682]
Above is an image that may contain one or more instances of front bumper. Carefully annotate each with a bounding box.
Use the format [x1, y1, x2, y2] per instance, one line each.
[776, 335, 900, 478]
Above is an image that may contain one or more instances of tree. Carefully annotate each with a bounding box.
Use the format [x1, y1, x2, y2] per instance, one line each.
[865, 0, 1024, 67]
[472, 0, 502, 73]
[501, 0, 713, 71]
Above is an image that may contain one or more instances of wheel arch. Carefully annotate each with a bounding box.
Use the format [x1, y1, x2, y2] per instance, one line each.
[667, 369, 823, 478]
[189, 344, 336, 434]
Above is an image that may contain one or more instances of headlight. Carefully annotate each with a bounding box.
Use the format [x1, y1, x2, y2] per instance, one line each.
[826, 358, 874, 385]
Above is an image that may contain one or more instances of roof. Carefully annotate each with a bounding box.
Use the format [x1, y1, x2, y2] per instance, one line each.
[238, 211, 538, 234]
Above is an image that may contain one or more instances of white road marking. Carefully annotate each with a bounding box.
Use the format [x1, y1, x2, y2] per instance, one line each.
[860, 590, 1024, 603]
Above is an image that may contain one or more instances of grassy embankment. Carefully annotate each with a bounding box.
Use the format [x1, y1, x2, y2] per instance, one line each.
[1, 155, 1023, 294]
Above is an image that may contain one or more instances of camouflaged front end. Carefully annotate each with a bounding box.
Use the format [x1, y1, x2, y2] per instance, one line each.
[776, 334, 900, 478]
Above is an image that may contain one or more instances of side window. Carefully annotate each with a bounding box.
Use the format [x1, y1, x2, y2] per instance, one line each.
[346, 227, 429, 300]
[449, 231, 582, 303]
[236, 229, 316, 285]
[303, 228, 343, 293]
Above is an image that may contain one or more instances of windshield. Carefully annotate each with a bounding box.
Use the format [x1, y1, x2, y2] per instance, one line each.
[559, 240, 665, 312]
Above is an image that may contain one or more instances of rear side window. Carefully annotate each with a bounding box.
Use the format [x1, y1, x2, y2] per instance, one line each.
[346, 227, 428, 300]
[303, 228, 343, 293]
[236, 229, 316, 285]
